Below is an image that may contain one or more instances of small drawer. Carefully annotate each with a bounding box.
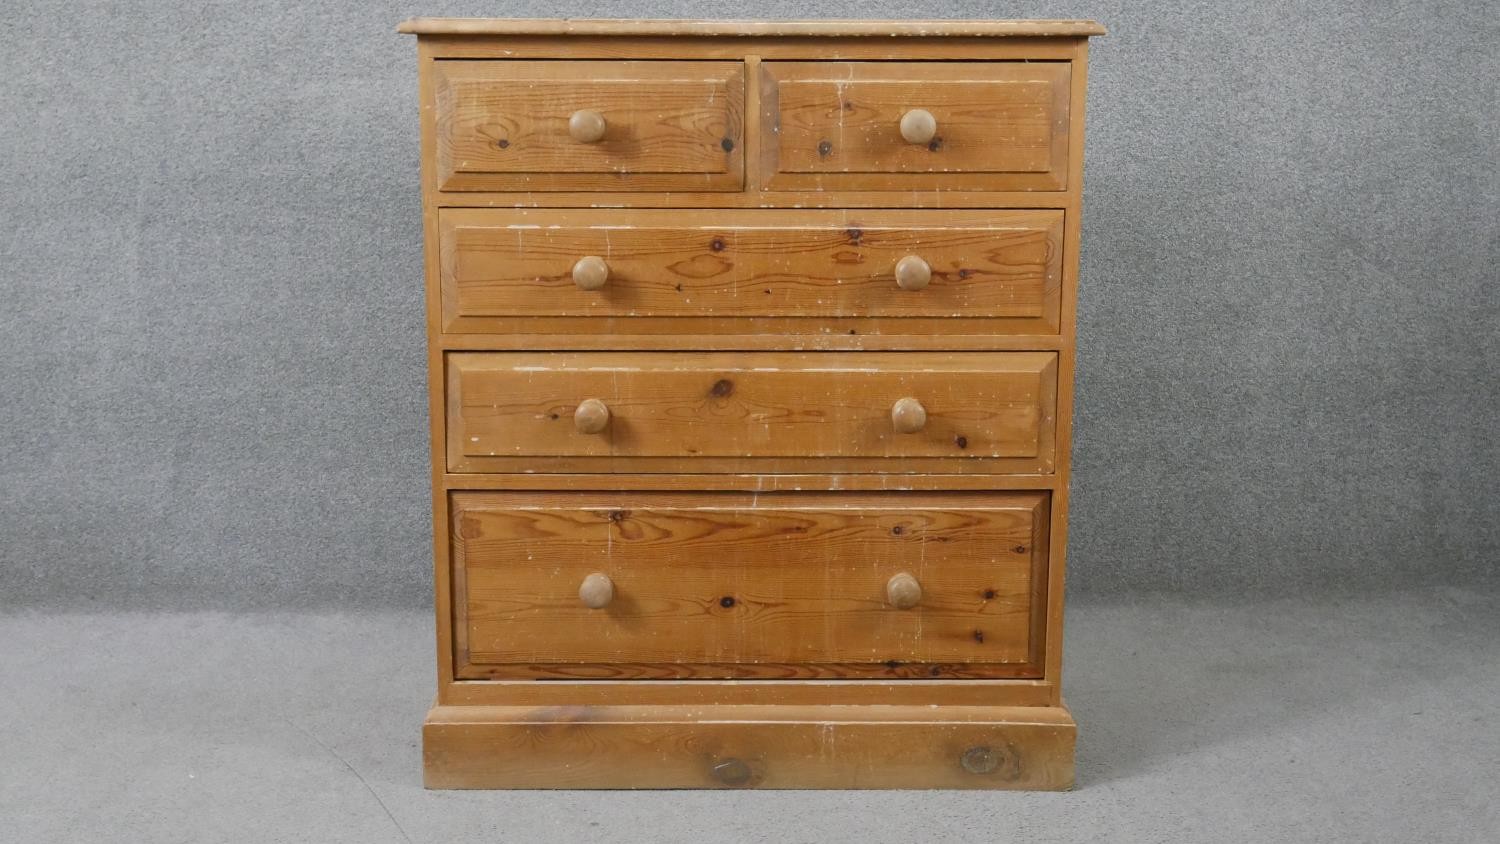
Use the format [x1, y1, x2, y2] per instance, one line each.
[759, 62, 1070, 191]
[439, 208, 1064, 335]
[432, 60, 745, 191]
[452, 491, 1049, 679]
[446, 351, 1057, 475]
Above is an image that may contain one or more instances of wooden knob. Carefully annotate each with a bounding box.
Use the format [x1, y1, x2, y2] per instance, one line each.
[574, 398, 610, 434]
[886, 572, 922, 609]
[900, 108, 937, 145]
[894, 255, 931, 291]
[960, 746, 1004, 775]
[572, 256, 609, 290]
[711, 758, 752, 786]
[890, 397, 927, 434]
[579, 572, 614, 609]
[568, 109, 607, 143]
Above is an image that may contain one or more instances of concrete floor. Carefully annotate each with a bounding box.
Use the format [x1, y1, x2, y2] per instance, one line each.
[2, 588, 1496, 843]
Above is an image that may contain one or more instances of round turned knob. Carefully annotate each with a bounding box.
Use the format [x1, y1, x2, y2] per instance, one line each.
[572, 256, 609, 291]
[568, 109, 607, 143]
[574, 398, 610, 434]
[890, 397, 927, 434]
[899, 108, 938, 145]
[894, 255, 931, 291]
[960, 745, 1003, 775]
[886, 572, 922, 609]
[711, 758, 752, 786]
[579, 572, 614, 609]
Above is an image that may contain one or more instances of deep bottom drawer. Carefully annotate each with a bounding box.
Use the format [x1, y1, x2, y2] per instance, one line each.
[452, 490, 1049, 679]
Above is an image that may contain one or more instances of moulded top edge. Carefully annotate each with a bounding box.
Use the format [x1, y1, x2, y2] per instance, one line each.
[396, 18, 1106, 38]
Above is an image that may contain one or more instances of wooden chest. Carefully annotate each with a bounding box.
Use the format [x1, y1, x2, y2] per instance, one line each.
[399, 17, 1104, 790]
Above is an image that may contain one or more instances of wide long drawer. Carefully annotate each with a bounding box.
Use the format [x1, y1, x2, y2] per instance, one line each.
[445, 351, 1057, 474]
[438, 209, 1063, 335]
[452, 491, 1049, 679]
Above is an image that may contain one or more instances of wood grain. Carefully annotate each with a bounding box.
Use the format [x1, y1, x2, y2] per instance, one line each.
[433, 61, 744, 192]
[417, 35, 1085, 63]
[762, 62, 1070, 191]
[456, 661, 1040, 681]
[440, 472, 1062, 491]
[446, 351, 1057, 474]
[416, 38, 460, 695]
[433, 331, 1069, 351]
[441, 677, 1057, 708]
[430, 188, 1077, 209]
[439, 209, 1063, 334]
[1042, 39, 1094, 696]
[452, 491, 1048, 679]
[423, 703, 1077, 789]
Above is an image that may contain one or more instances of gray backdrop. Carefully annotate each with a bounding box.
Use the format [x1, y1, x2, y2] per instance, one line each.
[2, 1, 1496, 609]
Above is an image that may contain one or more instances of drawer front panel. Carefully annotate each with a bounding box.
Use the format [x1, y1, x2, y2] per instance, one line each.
[433, 61, 745, 191]
[446, 351, 1057, 474]
[453, 491, 1049, 679]
[439, 209, 1063, 334]
[761, 62, 1070, 191]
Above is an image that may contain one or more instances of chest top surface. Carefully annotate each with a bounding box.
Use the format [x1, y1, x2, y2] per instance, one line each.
[399, 18, 1106, 37]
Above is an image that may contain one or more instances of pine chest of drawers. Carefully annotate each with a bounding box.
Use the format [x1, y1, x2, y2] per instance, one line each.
[400, 17, 1104, 790]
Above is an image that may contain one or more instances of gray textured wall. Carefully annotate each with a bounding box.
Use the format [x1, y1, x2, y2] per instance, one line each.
[2, 1, 1496, 609]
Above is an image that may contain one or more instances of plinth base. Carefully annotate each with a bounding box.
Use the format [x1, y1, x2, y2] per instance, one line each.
[423, 702, 1076, 790]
